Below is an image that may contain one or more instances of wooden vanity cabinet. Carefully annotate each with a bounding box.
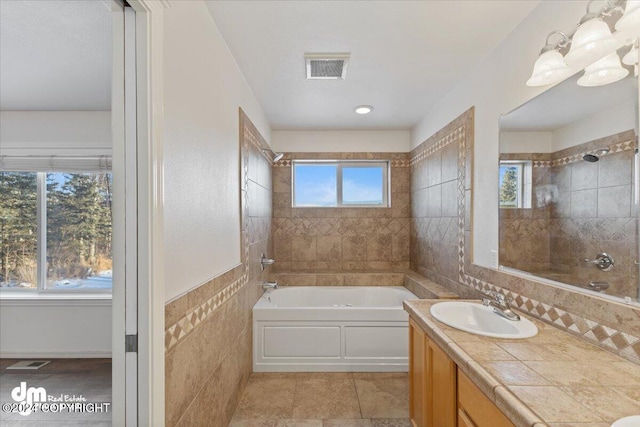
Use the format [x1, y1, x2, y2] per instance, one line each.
[409, 318, 456, 427]
[458, 370, 514, 427]
[409, 318, 514, 427]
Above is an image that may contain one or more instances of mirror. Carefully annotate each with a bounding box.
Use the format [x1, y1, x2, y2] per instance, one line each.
[498, 47, 639, 302]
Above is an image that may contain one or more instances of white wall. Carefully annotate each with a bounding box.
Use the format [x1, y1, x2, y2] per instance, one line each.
[0, 110, 113, 357]
[500, 131, 552, 153]
[0, 111, 111, 154]
[272, 130, 410, 153]
[0, 299, 111, 357]
[552, 100, 637, 151]
[163, 0, 271, 302]
[410, 0, 587, 268]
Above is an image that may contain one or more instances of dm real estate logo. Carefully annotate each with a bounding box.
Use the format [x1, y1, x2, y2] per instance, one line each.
[11, 382, 46, 415]
[5, 381, 111, 417]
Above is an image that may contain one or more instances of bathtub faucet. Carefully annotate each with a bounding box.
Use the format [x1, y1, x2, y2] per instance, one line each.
[261, 281, 278, 290]
[261, 253, 275, 271]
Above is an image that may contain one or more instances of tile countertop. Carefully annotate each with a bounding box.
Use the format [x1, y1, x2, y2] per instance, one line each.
[404, 299, 640, 427]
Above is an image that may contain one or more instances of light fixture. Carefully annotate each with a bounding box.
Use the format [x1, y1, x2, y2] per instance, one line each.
[622, 42, 638, 65]
[577, 52, 629, 86]
[527, 31, 572, 87]
[528, 0, 635, 88]
[354, 105, 373, 115]
[615, 0, 640, 34]
[564, 18, 617, 67]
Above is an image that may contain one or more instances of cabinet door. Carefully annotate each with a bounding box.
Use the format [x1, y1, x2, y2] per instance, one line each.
[458, 369, 515, 427]
[409, 319, 427, 427]
[427, 339, 457, 427]
[458, 408, 477, 427]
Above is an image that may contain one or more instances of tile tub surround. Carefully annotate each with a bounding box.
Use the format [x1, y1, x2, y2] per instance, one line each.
[405, 299, 640, 426]
[229, 372, 411, 426]
[164, 110, 273, 427]
[499, 130, 638, 299]
[271, 152, 411, 272]
[267, 270, 458, 300]
[409, 107, 640, 364]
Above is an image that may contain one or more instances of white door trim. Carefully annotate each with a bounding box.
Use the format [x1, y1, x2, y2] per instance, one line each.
[126, 0, 169, 425]
[110, 1, 126, 424]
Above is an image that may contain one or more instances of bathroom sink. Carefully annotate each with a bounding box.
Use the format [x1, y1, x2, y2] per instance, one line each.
[612, 415, 640, 427]
[430, 301, 538, 339]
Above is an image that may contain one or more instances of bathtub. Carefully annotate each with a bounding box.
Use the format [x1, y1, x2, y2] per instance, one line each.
[253, 286, 418, 372]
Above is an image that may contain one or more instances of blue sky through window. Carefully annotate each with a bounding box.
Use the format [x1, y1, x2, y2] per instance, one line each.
[294, 164, 337, 206]
[342, 167, 383, 205]
[294, 163, 385, 207]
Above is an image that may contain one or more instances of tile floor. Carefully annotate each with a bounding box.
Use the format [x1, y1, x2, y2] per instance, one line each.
[229, 373, 410, 427]
[0, 358, 111, 426]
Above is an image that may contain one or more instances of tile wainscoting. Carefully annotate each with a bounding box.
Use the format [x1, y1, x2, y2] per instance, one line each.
[164, 110, 274, 427]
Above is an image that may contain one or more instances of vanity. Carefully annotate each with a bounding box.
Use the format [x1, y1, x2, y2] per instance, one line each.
[405, 299, 640, 427]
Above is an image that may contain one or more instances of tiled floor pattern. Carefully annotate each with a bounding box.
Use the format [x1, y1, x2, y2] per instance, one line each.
[0, 358, 111, 426]
[230, 373, 410, 427]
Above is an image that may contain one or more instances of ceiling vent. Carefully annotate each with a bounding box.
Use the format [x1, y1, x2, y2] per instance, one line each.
[305, 53, 350, 80]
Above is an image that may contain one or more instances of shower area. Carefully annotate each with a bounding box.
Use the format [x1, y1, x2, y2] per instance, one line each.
[497, 65, 639, 302]
[499, 128, 639, 300]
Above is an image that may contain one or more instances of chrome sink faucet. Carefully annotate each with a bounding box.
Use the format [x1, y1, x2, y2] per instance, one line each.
[261, 281, 278, 290]
[481, 290, 521, 321]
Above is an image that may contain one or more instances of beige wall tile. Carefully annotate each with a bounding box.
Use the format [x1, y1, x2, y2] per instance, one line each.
[317, 236, 342, 261]
[291, 236, 317, 261]
[367, 234, 392, 261]
[342, 235, 367, 261]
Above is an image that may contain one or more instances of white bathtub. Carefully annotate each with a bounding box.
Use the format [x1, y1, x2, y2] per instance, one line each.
[253, 286, 418, 372]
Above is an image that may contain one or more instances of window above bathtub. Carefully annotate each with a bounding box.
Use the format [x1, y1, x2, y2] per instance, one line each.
[292, 160, 389, 208]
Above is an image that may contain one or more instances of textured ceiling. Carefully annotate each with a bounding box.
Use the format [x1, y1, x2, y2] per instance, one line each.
[206, 0, 541, 130]
[0, 0, 112, 110]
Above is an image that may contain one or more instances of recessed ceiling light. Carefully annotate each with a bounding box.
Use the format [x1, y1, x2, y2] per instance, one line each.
[354, 105, 373, 114]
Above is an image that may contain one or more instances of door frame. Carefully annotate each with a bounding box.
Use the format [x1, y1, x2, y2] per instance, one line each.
[112, 0, 168, 425]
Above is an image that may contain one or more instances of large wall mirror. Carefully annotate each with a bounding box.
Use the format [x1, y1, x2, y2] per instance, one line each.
[498, 45, 639, 302]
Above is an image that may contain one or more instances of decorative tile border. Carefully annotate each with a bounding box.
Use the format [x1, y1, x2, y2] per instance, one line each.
[529, 138, 635, 168]
[273, 158, 410, 168]
[410, 127, 464, 165]
[165, 274, 249, 351]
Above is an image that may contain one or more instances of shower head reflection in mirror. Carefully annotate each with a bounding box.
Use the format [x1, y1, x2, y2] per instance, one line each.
[498, 54, 639, 303]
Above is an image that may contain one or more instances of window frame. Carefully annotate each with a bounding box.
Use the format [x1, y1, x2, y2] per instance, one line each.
[499, 160, 533, 209]
[291, 160, 390, 208]
[0, 170, 113, 295]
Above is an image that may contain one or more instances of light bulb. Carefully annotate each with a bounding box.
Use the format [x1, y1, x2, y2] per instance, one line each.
[577, 52, 629, 86]
[354, 105, 373, 114]
[565, 19, 617, 68]
[526, 50, 572, 86]
[615, 0, 640, 35]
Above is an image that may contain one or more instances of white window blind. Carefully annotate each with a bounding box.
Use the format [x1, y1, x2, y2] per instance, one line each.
[0, 155, 112, 172]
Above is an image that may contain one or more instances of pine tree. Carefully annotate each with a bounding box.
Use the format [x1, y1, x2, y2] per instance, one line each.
[500, 167, 518, 207]
[0, 172, 38, 285]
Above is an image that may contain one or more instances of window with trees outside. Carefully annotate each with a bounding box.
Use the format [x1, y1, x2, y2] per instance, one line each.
[293, 160, 389, 207]
[499, 160, 532, 209]
[0, 168, 112, 293]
